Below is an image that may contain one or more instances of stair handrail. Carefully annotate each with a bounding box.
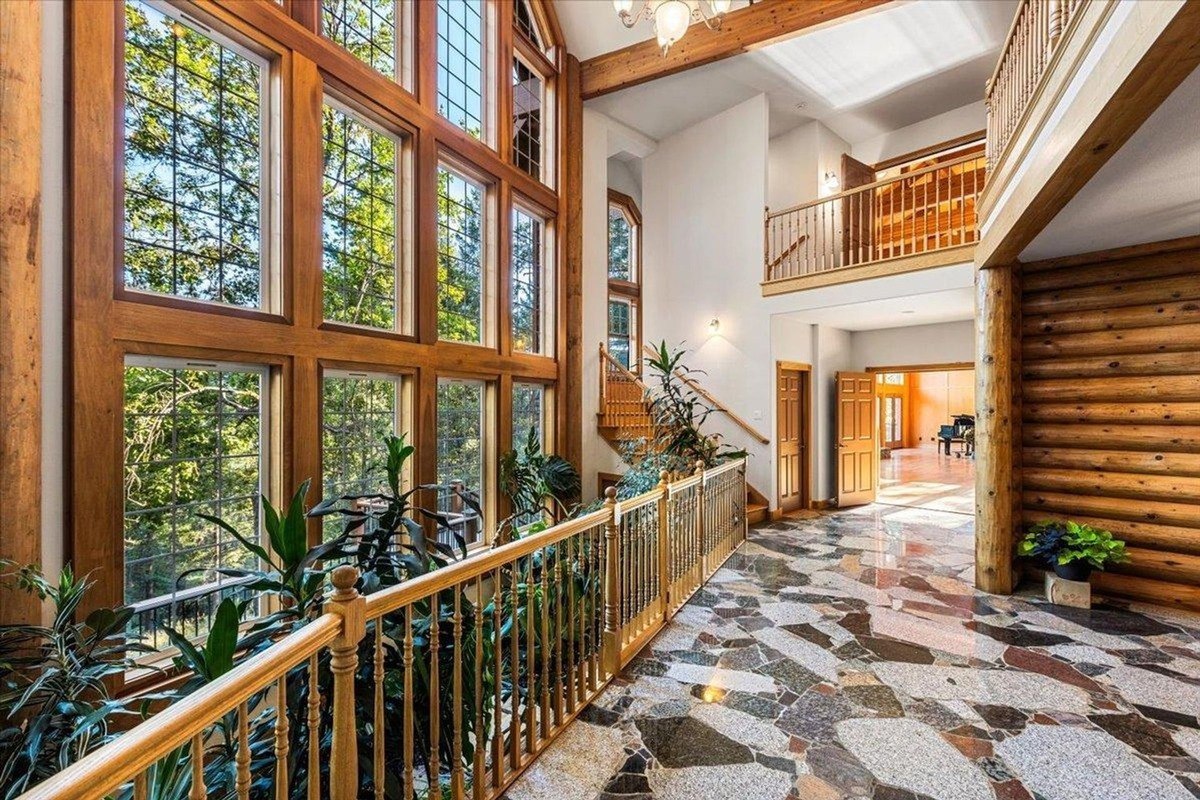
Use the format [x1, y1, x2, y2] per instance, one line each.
[642, 345, 770, 445]
[764, 233, 808, 280]
[599, 341, 650, 405]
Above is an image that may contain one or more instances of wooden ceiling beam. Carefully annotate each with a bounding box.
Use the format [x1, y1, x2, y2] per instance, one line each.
[579, 0, 891, 100]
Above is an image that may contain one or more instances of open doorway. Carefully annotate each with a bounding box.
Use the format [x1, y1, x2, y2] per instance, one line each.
[776, 362, 812, 514]
[868, 363, 974, 513]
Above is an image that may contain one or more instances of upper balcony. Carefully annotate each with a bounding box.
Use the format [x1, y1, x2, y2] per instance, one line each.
[762, 151, 986, 296]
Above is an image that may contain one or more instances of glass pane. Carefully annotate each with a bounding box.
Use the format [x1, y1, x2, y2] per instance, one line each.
[437, 380, 485, 546]
[608, 206, 632, 281]
[322, 0, 397, 79]
[512, 59, 543, 180]
[437, 0, 483, 138]
[608, 299, 630, 336]
[437, 167, 485, 343]
[511, 382, 544, 452]
[123, 362, 263, 645]
[514, 0, 543, 48]
[124, 0, 264, 308]
[322, 104, 398, 330]
[321, 374, 399, 540]
[511, 207, 542, 353]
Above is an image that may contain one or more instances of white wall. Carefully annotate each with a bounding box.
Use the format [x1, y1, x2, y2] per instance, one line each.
[850, 320, 976, 368]
[767, 120, 850, 213]
[640, 94, 775, 495]
[606, 158, 642, 207]
[852, 101, 985, 165]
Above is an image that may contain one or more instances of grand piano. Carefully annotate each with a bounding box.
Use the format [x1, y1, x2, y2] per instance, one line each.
[937, 414, 975, 456]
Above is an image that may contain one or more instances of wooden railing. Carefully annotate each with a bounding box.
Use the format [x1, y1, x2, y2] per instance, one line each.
[20, 459, 748, 800]
[985, 0, 1083, 172]
[598, 343, 654, 441]
[763, 152, 986, 284]
[641, 344, 770, 445]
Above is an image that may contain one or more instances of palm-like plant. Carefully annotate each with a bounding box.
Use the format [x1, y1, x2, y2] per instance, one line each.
[498, 425, 582, 543]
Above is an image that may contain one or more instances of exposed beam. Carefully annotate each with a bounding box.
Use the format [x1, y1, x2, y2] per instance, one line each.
[580, 0, 890, 100]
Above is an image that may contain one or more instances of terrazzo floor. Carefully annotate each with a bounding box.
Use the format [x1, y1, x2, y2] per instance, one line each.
[505, 504, 1200, 800]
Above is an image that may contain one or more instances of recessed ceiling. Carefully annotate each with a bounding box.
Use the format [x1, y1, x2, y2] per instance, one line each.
[775, 286, 976, 332]
[1020, 67, 1200, 262]
[575, 0, 1016, 141]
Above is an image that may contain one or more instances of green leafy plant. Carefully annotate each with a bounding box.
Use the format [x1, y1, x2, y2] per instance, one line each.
[1019, 520, 1129, 570]
[0, 563, 151, 799]
[498, 425, 582, 542]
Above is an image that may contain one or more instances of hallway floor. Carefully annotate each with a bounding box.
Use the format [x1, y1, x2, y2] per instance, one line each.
[506, 505, 1200, 800]
[878, 446, 975, 514]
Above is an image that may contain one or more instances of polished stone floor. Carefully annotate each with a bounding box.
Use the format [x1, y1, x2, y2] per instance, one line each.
[878, 447, 974, 514]
[506, 504, 1200, 800]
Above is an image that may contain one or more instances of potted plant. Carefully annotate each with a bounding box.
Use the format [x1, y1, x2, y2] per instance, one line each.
[1019, 520, 1129, 581]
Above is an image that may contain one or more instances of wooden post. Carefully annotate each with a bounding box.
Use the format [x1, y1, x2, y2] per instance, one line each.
[601, 487, 621, 675]
[694, 461, 706, 579]
[656, 470, 669, 620]
[975, 263, 1019, 594]
[0, 0, 42, 626]
[327, 566, 365, 800]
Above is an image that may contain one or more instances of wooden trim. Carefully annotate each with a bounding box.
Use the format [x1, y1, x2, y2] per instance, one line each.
[607, 189, 643, 372]
[871, 130, 986, 172]
[775, 361, 813, 513]
[761, 244, 974, 297]
[579, 0, 890, 100]
[557, 53, 582, 471]
[977, 1, 1200, 268]
[0, 0, 43, 624]
[866, 362, 974, 374]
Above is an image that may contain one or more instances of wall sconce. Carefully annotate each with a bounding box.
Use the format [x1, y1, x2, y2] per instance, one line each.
[824, 171, 840, 192]
[707, 317, 721, 335]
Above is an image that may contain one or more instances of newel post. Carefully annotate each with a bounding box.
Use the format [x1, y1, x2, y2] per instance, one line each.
[657, 470, 670, 621]
[601, 487, 622, 675]
[327, 565, 365, 800]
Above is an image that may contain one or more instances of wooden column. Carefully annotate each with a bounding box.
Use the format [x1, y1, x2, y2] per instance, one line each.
[557, 54, 583, 471]
[0, 0, 43, 624]
[975, 262, 1020, 594]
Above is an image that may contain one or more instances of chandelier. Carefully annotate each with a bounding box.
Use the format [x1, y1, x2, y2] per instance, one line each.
[612, 0, 733, 55]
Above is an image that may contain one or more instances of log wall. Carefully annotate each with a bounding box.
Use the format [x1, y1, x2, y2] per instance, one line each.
[1020, 239, 1200, 611]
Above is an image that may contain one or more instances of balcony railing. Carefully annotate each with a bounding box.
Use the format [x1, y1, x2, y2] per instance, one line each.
[20, 459, 747, 800]
[985, 0, 1083, 172]
[763, 152, 986, 286]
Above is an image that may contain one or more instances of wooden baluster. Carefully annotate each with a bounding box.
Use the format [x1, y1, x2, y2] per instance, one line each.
[451, 589, 465, 798]
[473, 576, 485, 800]
[328, 566, 364, 800]
[189, 734, 206, 800]
[554, 540, 565, 727]
[134, 773, 148, 800]
[373, 622, 384, 800]
[275, 675, 290, 800]
[539, 545, 551, 739]
[601, 488, 621, 675]
[307, 653, 321, 800]
[567, 533, 578, 711]
[429, 589, 442, 800]
[491, 568, 504, 789]
[402, 607, 415, 799]
[509, 559, 521, 771]
[524, 556, 537, 755]
[236, 701, 251, 800]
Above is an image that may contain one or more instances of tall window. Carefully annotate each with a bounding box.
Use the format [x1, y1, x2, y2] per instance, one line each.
[511, 206, 544, 353]
[512, 58, 543, 180]
[514, 0, 543, 49]
[436, 0, 483, 138]
[322, 0, 398, 80]
[321, 373, 403, 539]
[437, 166, 486, 344]
[123, 0, 267, 309]
[437, 379, 486, 546]
[123, 358, 266, 643]
[322, 101, 403, 331]
[512, 382, 545, 450]
[607, 191, 641, 370]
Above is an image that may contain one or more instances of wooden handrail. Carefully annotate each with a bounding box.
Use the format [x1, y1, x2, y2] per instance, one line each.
[22, 458, 750, 800]
[642, 344, 770, 445]
[765, 234, 808, 277]
[599, 342, 650, 392]
[765, 152, 983, 220]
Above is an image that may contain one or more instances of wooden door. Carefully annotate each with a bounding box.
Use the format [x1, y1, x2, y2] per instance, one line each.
[777, 367, 808, 512]
[836, 371, 876, 507]
[840, 153, 876, 267]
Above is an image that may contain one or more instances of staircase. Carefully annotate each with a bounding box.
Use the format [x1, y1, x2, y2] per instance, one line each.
[598, 343, 769, 524]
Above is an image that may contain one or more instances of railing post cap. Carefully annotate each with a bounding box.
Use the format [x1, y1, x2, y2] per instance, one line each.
[695, 460, 706, 475]
[331, 565, 359, 595]
[604, 486, 617, 503]
[658, 469, 670, 485]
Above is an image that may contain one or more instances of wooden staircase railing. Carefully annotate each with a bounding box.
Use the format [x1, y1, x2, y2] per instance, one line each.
[598, 342, 654, 444]
[763, 152, 986, 284]
[20, 460, 749, 800]
[641, 344, 770, 445]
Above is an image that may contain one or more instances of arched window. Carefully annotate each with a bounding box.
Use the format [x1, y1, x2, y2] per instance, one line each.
[607, 190, 641, 370]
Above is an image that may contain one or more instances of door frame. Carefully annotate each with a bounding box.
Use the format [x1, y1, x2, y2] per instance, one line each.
[775, 361, 813, 513]
[865, 361, 976, 490]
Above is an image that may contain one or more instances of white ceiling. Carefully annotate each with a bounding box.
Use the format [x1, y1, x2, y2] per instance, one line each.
[775, 286, 976, 332]
[570, 0, 1017, 142]
[1020, 67, 1200, 262]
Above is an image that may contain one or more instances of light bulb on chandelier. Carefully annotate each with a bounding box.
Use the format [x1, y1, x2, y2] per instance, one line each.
[612, 0, 731, 55]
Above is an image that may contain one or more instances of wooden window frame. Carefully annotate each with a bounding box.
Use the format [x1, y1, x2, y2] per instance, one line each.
[67, 0, 576, 676]
[606, 188, 642, 372]
[317, 0, 416, 90]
